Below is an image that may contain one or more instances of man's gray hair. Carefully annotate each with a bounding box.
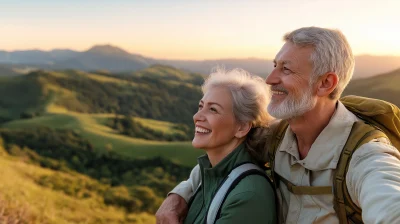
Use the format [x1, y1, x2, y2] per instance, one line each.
[202, 68, 273, 128]
[284, 27, 355, 100]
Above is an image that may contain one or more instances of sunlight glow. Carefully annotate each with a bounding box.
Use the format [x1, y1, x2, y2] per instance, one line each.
[1, 0, 400, 59]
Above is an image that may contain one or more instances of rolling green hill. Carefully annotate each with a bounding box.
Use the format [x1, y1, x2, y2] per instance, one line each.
[0, 66, 202, 124]
[0, 66, 204, 166]
[343, 68, 400, 107]
[1, 113, 201, 166]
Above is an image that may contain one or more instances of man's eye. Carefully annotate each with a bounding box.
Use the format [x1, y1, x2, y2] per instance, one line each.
[198, 105, 203, 110]
[273, 64, 277, 68]
[283, 67, 292, 74]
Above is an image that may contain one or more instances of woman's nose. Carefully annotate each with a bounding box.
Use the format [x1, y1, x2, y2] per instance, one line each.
[193, 110, 205, 122]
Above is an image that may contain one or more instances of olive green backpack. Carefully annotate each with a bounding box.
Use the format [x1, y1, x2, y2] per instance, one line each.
[266, 95, 400, 224]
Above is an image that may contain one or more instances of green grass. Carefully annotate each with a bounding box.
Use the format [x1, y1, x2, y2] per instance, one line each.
[85, 72, 138, 86]
[3, 113, 80, 129]
[134, 116, 186, 135]
[2, 112, 202, 166]
[90, 114, 186, 135]
[0, 154, 155, 224]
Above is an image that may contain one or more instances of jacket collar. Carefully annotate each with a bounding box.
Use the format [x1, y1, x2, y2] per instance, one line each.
[197, 143, 252, 178]
[278, 101, 359, 171]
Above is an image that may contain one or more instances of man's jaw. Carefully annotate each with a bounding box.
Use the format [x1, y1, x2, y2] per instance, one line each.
[268, 91, 317, 120]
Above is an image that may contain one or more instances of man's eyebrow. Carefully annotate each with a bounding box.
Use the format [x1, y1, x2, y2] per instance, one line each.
[274, 59, 292, 65]
[282, 60, 292, 65]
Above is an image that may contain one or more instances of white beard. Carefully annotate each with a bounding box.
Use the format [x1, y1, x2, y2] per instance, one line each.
[267, 87, 316, 120]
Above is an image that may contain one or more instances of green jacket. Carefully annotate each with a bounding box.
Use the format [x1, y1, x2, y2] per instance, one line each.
[184, 144, 277, 224]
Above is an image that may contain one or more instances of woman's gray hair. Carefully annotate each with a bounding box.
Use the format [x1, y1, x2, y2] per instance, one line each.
[284, 27, 355, 100]
[202, 68, 273, 128]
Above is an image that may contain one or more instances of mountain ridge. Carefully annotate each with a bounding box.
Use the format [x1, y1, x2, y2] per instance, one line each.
[1, 45, 400, 78]
[343, 68, 400, 106]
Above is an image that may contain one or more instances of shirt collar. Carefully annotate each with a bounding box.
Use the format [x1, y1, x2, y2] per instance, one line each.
[278, 101, 359, 170]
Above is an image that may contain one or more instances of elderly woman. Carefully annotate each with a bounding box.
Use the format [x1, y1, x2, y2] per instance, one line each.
[183, 68, 277, 224]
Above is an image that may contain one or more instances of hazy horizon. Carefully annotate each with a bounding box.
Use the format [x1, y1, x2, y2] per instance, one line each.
[2, 0, 400, 60]
[3, 44, 400, 62]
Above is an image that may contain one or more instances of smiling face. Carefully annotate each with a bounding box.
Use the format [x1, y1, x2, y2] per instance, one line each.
[192, 86, 243, 152]
[266, 42, 317, 119]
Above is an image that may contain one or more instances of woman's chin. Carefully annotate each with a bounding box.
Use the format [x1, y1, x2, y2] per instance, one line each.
[192, 139, 206, 149]
[191, 142, 201, 149]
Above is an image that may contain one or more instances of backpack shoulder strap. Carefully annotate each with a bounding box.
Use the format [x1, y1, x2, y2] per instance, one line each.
[333, 121, 388, 224]
[276, 172, 333, 195]
[268, 120, 289, 165]
[267, 120, 289, 189]
[206, 163, 270, 224]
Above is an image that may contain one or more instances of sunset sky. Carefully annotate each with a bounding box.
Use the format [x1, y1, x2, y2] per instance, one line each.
[1, 0, 400, 60]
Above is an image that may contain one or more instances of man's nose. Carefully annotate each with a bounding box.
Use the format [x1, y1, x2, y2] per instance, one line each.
[265, 68, 280, 85]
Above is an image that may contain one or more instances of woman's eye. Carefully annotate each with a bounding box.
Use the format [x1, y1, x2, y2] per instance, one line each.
[210, 107, 217, 113]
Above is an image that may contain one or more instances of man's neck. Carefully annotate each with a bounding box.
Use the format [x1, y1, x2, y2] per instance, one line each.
[288, 100, 337, 160]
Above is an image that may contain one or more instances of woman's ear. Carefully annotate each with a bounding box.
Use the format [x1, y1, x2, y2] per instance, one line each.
[235, 122, 252, 138]
[317, 72, 339, 97]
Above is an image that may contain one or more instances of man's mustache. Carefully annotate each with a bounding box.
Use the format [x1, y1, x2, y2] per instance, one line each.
[270, 85, 288, 94]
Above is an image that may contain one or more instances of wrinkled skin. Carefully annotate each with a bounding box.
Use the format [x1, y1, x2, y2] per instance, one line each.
[156, 194, 188, 224]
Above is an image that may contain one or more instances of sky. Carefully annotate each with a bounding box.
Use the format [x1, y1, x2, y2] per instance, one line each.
[1, 0, 400, 60]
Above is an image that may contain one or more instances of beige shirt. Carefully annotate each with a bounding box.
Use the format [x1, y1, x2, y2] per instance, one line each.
[171, 102, 400, 224]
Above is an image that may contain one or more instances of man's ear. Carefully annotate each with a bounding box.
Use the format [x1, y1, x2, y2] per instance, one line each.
[235, 122, 252, 138]
[316, 72, 339, 97]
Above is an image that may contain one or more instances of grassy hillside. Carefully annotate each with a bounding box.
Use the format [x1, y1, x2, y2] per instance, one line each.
[343, 68, 400, 107]
[0, 126, 195, 222]
[1, 113, 201, 166]
[0, 65, 205, 223]
[0, 66, 204, 166]
[0, 66, 202, 123]
[0, 153, 155, 224]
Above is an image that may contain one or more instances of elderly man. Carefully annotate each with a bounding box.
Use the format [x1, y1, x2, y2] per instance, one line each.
[156, 27, 400, 223]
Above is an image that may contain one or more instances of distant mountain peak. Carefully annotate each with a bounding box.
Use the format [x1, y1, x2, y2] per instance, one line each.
[86, 44, 132, 57]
